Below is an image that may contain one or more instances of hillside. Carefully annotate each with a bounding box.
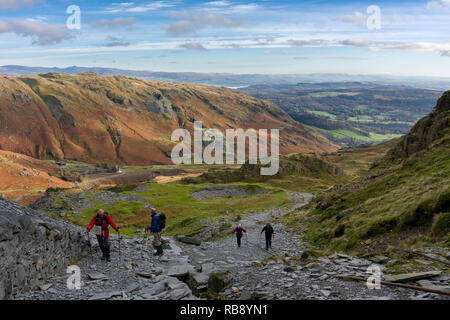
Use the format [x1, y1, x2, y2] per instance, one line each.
[285, 90, 450, 254]
[242, 84, 442, 146]
[0, 150, 71, 203]
[181, 153, 347, 192]
[0, 73, 337, 165]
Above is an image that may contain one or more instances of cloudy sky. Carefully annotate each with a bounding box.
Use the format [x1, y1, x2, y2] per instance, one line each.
[0, 0, 450, 76]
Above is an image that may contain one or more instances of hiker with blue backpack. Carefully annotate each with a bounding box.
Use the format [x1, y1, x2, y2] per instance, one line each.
[145, 208, 166, 256]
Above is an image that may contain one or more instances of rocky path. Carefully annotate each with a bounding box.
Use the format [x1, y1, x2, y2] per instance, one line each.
[15, 193, 449, 300]
[180, 193, 448, 300]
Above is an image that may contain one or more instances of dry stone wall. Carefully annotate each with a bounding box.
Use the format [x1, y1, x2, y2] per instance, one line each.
[0, 197, 89, 300]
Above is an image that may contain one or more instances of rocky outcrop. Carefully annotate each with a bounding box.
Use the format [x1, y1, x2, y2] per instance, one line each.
[0, 197, 89, 300]
[389, 90, 450, 159]
[29, 189, 153, 218]
[190, 186, 266, 201]
[240, 153, 345, 179]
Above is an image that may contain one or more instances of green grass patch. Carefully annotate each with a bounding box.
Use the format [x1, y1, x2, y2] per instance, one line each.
[284, 142, 450, 255]
[66, 182, 291, 237]
[307, 110, 337, 120]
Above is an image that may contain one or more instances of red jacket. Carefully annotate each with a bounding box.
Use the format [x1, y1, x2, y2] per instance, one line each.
[87, 213, 119, 238]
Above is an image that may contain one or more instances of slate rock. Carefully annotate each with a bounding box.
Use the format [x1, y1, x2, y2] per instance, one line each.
[135, 272, 153, 279]
[177, 236, 202, 246]
[39, 284, 53, 291]
[320, 290, 331, 297]
[283, 266, 295, 273]
[89, 291, 123, 300]
[125, 283, 141, 293]
[88, 272, 109, 281]
[385, 271, 442, 283]
[201, 263, 215, 274]
[167, 264, 194, 278]
[167, 288, 190, 300]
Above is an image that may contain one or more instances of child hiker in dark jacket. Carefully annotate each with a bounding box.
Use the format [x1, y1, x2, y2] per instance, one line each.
[233, 224, 247, 248]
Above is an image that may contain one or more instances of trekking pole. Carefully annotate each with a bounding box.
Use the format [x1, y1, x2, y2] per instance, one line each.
[86, 231, 93, 263]
[117, 230, 122, 267]
[259, 233, 262, 249]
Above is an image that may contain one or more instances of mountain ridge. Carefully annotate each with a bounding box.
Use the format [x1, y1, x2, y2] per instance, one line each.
[1, 65, 449, 90]
[0, 72, 337, 165]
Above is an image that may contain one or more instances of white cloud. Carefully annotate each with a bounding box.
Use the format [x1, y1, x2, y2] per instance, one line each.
[0, 0, 34, 10]
[289, 39, 327, 47]
[426, 0, 450, 10]
[368, 47, 381, 52]
[229, 4, 259, 13]
[0, 19, 73, 45]
[179, 42, 208, 51]
[90, 17, 137, 28]
[104, 1, 176, 13]
[337, 11, 366, 24]
[341, 39, 372, 47]
[390, 15, 416, 25]
[200, 2, 259, 14]
[104, 36, 131, 47]
[341, 38, 450, 54]
[164, 11, 244, 36]
[205, 1, 231, 6]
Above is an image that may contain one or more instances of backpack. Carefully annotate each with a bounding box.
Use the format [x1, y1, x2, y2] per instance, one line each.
[158, 213, 166, 229]
[94, 213, 109, 236]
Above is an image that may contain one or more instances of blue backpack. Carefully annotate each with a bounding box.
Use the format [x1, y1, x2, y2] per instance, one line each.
[158, 213, 166, 229]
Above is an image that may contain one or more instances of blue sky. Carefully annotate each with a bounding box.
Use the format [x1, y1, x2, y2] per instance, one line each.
[0, 0, 450, 76]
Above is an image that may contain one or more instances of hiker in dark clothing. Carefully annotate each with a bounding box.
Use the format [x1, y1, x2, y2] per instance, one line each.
[233, 224, 247, 248]
[261, 223, 274, 250]
[145, 208, 166, 256]
[87, 209, 120, 262]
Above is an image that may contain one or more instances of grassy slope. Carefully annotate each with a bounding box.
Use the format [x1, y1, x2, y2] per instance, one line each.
[284, 92, 450, 255]
[57, 154, 347, 238]
[323, 139, 399, 178]
[308, 125, 402, 144]
[66, 182, 290, 238]
[180, 153, 348, 193]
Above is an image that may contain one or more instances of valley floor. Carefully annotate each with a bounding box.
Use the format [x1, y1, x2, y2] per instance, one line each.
[14, 194, 448, 301]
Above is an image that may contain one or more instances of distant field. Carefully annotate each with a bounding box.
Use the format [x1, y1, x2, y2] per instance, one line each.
[242, 84, 442, 147]
[307, 91, 360, 98]
[308, 126, 402, 144]
[307, 110, 337, 120]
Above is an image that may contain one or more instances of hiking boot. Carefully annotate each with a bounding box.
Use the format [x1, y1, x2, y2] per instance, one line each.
[101, 256, 106, 260]
[106, 256, 111, 262]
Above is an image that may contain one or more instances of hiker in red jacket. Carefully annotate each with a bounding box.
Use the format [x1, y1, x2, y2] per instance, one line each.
[233, 224, 247, 248]
[87, 209, 120, 262]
